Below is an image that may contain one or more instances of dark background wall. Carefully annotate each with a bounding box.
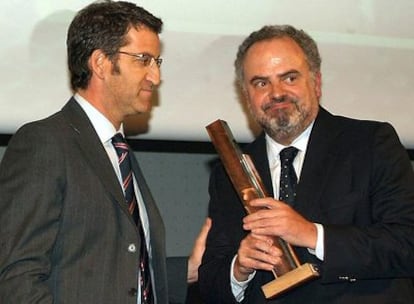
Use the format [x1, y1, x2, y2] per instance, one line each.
[0, 137, 413, 257]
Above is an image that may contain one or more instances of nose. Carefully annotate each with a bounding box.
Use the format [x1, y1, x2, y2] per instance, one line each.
[269, 81, 285, 99]
[146, 64, 161, 86]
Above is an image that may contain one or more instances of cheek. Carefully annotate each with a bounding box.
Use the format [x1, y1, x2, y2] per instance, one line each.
[246, 99, 264, 120]
[247, 88, 267, 104]
[245, 91, 261, 112]
[121, 67, 145, 86]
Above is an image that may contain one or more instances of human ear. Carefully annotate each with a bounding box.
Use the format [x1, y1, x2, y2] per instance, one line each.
[89, 49, 107, 79]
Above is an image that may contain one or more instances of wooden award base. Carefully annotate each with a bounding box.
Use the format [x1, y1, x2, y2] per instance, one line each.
[206, 120, 320, 299]
[262, 263, 319, 299]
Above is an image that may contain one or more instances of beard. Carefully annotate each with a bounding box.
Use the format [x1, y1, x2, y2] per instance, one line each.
[251, 95, 311, 143]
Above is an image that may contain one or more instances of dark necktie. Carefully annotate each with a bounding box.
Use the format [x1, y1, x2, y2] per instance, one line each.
[112, 133, 153, 304]
[279, 147, 299, 205]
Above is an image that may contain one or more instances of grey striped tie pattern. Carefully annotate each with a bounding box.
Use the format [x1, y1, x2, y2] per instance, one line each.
[112, 133, 153, 304]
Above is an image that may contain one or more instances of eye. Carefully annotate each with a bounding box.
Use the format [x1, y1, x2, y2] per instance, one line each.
[283, 73, 299, 84]
[135, 53, 152, 66]
[252, 79, 268, 88]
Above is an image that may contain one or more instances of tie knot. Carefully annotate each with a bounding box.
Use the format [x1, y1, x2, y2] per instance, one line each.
[112, 133, 129, 158]
[279, 146, 298, 164]
[112, 133, 126, 145]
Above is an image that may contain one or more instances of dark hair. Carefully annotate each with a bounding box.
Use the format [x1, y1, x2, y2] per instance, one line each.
[67, 0, 163, 91]
[234, 25, 321, 87]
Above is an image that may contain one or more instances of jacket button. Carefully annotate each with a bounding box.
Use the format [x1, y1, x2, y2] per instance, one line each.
[128, 243, 136, 253]
[128, 287, 137, 296]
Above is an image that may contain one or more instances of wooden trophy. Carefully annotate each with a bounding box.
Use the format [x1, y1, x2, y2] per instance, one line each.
[206, 119, 319, 299]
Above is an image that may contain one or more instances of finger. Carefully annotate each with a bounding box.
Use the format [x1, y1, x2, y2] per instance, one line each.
[243, 212, 280, 231]
[238, 246, 281, 272]
[248, 197, 278, 209]
[243, 234, 282, 258]
[250, 233, 273, 243]
[195, 217, 211, 244]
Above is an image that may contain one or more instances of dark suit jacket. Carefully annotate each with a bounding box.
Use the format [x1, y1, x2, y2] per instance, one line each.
[0, 98, 187, 303]
[199, 107, 414, 303]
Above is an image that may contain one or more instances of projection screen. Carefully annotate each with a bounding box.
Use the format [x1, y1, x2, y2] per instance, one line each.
[1, 0, 413, 148]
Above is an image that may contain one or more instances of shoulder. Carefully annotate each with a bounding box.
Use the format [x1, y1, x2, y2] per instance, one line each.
[5, 100, 83, 161]
[9, 98, 86, 148]
[10, 113, 62, 144]
[316, 107, 399, 144]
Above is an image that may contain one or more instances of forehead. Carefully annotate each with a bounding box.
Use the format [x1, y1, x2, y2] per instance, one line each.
[124, 26, 160, 53]
[243, 37, 307, 74]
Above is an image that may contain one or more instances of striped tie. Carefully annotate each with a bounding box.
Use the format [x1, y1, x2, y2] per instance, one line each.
[279, 147, 299, 205]
[112, 133, 153, 304]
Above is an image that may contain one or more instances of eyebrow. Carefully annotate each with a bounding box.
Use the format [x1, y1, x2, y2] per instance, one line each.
[279, 69, 300, 78]
[249, 75, 269, 84]
[248, 69, 300, 84]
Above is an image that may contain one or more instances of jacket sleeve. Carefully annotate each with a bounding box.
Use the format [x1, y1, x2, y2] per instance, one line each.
[322, 122, 414, 283]
[0, 124, 64, 303]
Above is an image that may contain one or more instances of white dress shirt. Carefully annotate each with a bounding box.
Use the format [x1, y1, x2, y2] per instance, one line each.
[231, 122, 324, 302]
[74, 94, 152, 303]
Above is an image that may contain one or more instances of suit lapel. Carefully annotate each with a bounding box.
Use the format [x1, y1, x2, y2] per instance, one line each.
[60, 98, 166, 299]
[247, 133, 275, 198]
[128, 147, 166, 298]
[129, 153, 162, 229]
[241, 109, 343, 221]
[295, 108, 343, 220]
[61, 98, 130, 217]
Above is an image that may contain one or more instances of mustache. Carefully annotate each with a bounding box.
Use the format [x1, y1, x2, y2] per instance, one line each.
[262, 95, 297, 111]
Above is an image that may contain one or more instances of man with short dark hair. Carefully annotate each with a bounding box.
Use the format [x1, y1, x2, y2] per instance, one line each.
[0, 1, 209, 303]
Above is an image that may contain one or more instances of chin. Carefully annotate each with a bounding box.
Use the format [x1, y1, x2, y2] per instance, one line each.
[134, 100, 152, 114]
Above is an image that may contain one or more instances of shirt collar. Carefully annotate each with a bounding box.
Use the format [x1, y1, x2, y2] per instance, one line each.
[266, 120, 314, 165]
[73, 93, 124, 144]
